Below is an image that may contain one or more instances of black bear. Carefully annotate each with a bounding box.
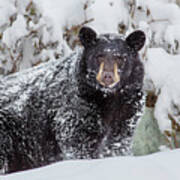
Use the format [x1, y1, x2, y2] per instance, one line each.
[0, 26, 145, 173]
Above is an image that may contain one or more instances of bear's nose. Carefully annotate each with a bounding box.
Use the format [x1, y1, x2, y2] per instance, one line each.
[102, 72, 114, 86]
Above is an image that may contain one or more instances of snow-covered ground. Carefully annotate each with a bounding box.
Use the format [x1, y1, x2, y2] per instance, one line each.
[1, 149, 180, 180]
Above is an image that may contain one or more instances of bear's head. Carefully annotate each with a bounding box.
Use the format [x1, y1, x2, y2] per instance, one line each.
[78, 26, 145, 96]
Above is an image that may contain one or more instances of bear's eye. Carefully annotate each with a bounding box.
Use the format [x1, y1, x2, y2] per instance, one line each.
[114, 56, 124, 68]
[119, 60, 124, 67]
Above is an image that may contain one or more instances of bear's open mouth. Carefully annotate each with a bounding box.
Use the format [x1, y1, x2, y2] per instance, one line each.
[96, 62, 120, 88]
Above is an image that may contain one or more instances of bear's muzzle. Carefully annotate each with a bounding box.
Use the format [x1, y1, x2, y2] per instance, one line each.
[96, 62, 120, 88]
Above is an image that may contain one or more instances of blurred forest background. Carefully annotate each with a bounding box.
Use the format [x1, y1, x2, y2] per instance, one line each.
[0, 0, 180, 155]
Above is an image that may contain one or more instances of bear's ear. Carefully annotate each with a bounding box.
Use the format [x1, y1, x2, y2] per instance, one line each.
[79, 26, 97, 48]
[126, 30, 146, 51]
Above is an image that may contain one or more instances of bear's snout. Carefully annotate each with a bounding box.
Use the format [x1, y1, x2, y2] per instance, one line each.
[96, 62, 120, 88]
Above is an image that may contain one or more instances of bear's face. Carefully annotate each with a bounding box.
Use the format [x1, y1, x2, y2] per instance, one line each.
[79, 27, 145, 95]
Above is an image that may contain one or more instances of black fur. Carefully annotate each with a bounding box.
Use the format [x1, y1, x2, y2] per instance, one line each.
[0, 27, 145, 173]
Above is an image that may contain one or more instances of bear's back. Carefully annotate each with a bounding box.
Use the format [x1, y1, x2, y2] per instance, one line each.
[0, 52, 88, 172]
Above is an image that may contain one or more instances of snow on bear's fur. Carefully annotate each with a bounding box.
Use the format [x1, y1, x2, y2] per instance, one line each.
[0, 27, 145, 173]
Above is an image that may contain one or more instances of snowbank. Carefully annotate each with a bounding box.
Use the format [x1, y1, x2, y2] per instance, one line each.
[145, 48, 180, 132]
[1, 149, 180, 180]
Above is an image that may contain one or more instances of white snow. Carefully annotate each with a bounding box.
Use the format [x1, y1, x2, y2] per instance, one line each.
[145, 48, 180, 132]
[164, 24, 180, 53]
[36, 0, 86, 42]
[1, 149, 180, 180]
[2, 14, 28, 47]
[0, 0, 16, 29]
[133, 0, 180, 134]
[86, 0, 129, 34]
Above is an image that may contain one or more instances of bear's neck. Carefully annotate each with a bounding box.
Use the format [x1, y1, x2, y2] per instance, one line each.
[77, 78, 138, 127]
[96, 93, 136, 126]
